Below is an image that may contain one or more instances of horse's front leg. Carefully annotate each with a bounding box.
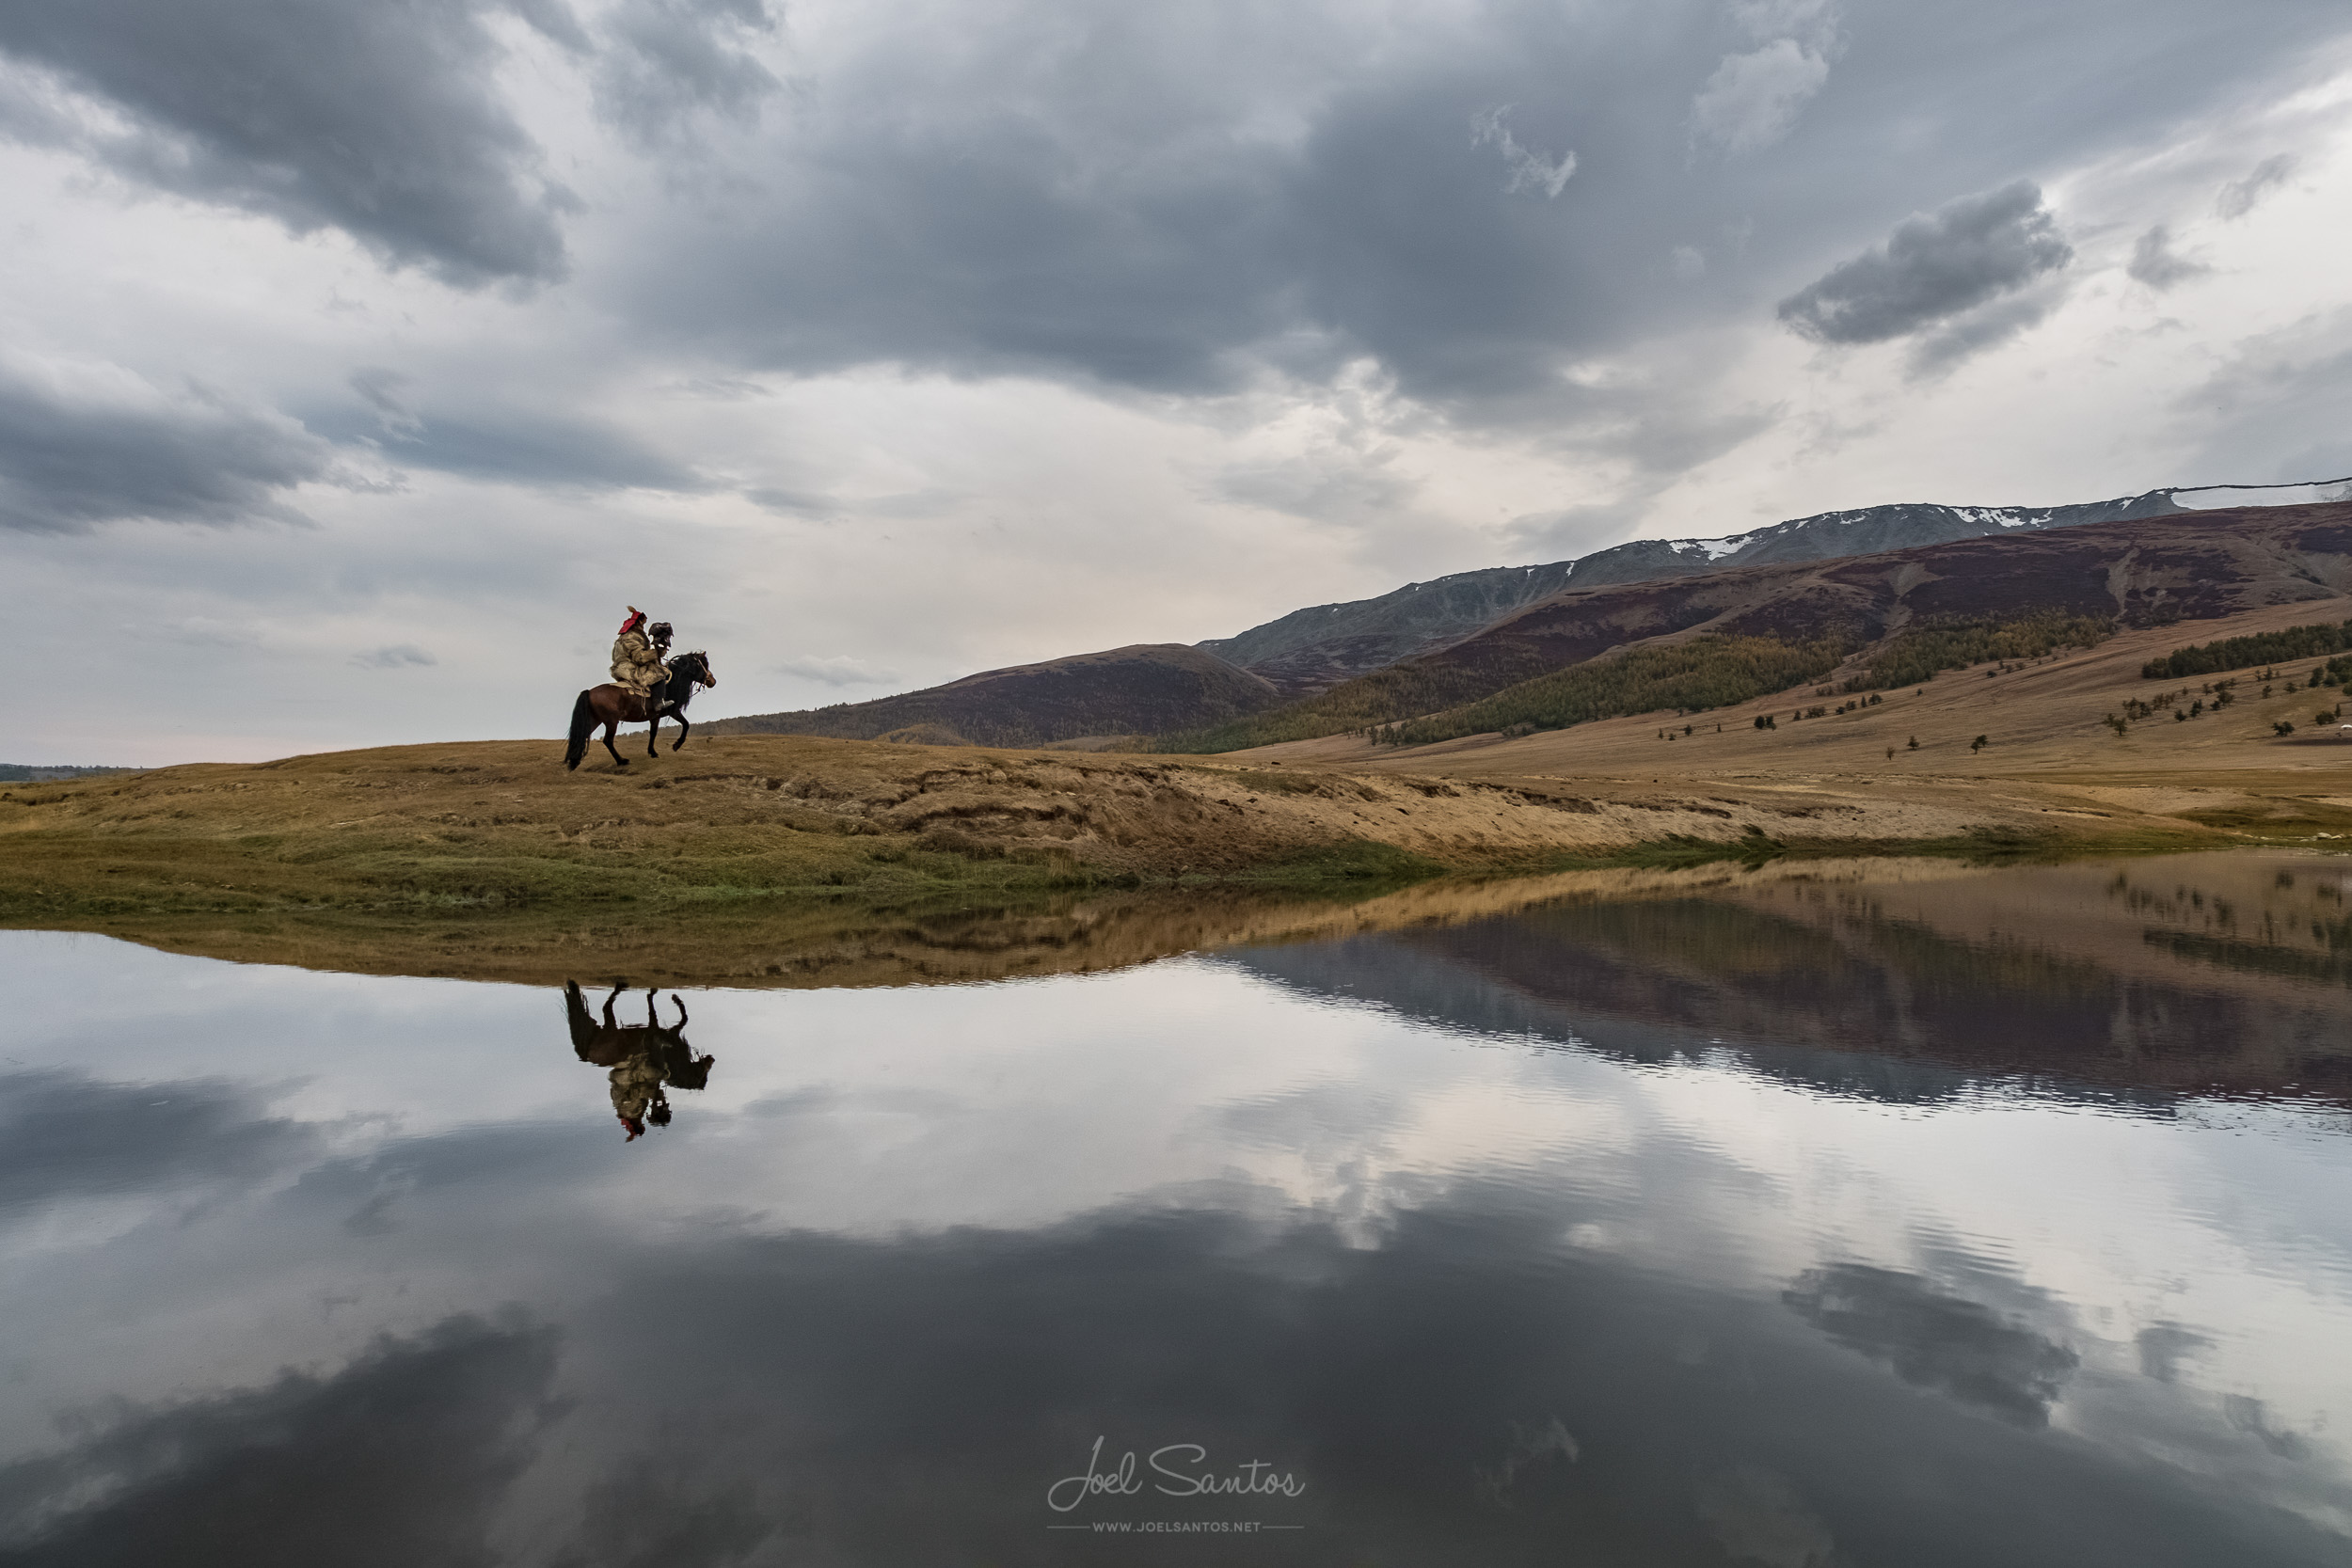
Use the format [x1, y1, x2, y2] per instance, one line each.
[671, 713, 690, 752]
[646, 703, 662, 757]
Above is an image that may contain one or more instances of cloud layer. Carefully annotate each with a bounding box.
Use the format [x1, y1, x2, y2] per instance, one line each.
[0, 0, 2348, 757]
[0, 0, 577, 283]
[0, 359, 343, 532]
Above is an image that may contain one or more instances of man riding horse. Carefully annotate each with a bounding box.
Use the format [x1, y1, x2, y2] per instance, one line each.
[611, 607, 670, 713]
[566, 608, 719, 769]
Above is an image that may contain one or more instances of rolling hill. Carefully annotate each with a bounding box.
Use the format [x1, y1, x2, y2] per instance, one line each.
[712, 487, 2192, 748]
[705, 642, 1279, 749]
[1197, 488, 2183, 694]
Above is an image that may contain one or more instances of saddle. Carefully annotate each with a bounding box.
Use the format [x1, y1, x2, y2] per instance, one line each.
[610, 671, 671, 722]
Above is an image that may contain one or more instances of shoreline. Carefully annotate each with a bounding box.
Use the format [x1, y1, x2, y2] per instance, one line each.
[5, 732, 2345, 984]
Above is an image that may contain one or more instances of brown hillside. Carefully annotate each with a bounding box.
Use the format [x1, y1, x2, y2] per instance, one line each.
[1237, 593, 2352, 829]
[709, 642, 1279, 748]
[1493, 501, 2352, 671]
[1181, 503, 2352, 750]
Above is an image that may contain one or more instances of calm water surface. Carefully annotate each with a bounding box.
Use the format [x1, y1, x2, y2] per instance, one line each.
[3, 852, 2351, 1565]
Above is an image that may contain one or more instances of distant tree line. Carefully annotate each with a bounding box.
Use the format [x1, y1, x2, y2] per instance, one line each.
[1843, 611, 2114, 692]
[2140, 618, 2352, 680]
[1373, 635, 1849, 749]
[1158, 649, 1555, 752]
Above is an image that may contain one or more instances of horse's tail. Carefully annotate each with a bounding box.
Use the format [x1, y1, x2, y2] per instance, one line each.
[564, 980, 596, 1055]
[564, 690, 596, 770]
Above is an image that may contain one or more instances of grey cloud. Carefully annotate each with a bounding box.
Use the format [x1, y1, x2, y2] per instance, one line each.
[386, 416, 704, 488]
[772, 654, 899, 687]
[353, 643, 438, 668]
[615, 0, 2345, 436]
[745, 485, 838, 516]
[1214, 450, 1420, 522]
[0, 363, 342, 532]
[504, 0, 593, 53]
[314, 383, 705, 491]
[1468, 106, 1576, 198]
[1690, 37, 1831, 155]
[0, 0, 574, 285]
[1903, 285, 2061, 377]
[596, 0, 779, 147]
[2174, 307, 2352, 484]
[2216, 152, 2296, 219]
[550, 1180, 2326, 1563]
[2135, 1322, 2212, 1383]
[1696, 1465, 1836, 1568]
[2127, 223, 2209, 290]
[1783, 1262, 2078, 1426]
[0, 1069, 322, 1214]
[0, 1313, 559, 1567]
[1777, 181, 2073, 346]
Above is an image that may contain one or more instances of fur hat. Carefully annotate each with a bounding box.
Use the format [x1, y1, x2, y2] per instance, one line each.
[618, 606, 646, 635]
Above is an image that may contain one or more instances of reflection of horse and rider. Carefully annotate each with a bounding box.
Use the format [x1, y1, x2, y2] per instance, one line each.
[564, 606, 721, 769]
[564, 981, 716, 1141]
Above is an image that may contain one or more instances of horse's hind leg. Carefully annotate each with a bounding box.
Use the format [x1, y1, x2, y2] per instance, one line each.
[601, 719, 628, 768]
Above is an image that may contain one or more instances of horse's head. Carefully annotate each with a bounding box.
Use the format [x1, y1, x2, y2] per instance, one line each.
[673, 651, 716, 688]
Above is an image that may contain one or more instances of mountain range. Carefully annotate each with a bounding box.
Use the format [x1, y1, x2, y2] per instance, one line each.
[707, 487, 2347, 752]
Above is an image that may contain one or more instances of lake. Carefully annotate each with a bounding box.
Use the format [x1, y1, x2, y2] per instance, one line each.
[2, 850, 2349, 1565]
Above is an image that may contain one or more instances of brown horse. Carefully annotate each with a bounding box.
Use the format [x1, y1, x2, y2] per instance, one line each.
[563, 980, 716, 1140]
[564, 650, 716, 769]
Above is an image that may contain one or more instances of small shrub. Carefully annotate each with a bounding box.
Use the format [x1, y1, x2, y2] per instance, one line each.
[2275, 721, 2296, 736]
[1970, 735, 1989, 752]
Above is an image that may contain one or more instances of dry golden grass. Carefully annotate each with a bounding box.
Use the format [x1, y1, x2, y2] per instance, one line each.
[1232, 594, 2352, 839]
[8, 599, 2348, 983]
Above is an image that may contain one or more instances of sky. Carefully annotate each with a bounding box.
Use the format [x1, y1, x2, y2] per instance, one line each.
[3, 0, 2350, 763]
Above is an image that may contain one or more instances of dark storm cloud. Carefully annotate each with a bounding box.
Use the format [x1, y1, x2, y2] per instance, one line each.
[617, 0, 2350, 420]
[511, 1187, 2342, 1564]
[1776, 181, 2073, 346]
[0, 1069, 322, 1212]
[0, 1314, 559, 1567]
[0, 366, 342, 532]
[595, 0, 779, 147]
[0, 0, 574, 284]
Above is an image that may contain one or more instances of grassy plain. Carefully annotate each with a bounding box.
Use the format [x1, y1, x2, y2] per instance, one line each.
[6, 597, 2347, 982]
